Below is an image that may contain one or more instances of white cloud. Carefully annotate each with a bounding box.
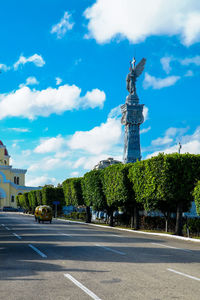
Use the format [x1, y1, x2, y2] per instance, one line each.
[165, 127, 189, 137]
[180, 55, 200, 66]
[147, 126, 199, 158]
[14, 54, 45, 70]
[143, 106, 149, 121]
[147, 139, 200, 159]
[51, 11, 74, 39]
[152, 136, 173, 146]
[0, 84, 105, 120]
[34, 135, 65, 153]
[6, 127, 30, 132]
[68, 117, 122, 154]
[108, 104, 122, 119]
[71, 171, 79, 177]
[26, 176, 57, 187]
[143, 72, 180, 89]
[84, 0, 200, 46]
[160, 57, 173, 74]
[55, 77, 62, 85]
[184, 70, 194, 77]
[25, 76, 39, 86]
[28, 157, 62, 172]
[75, 58, 82, 65]
[22, 150, 31, 156]
[151, 126, 189, 146]
[141, 126, 151, 134]
[19, 76, 39, 88]
[82, 89, 106, 109]
[0, 63, 10, 71]
[55, 151, 70, 159]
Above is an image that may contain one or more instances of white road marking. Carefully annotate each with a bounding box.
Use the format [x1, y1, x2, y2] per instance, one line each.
[5, 226, 10, 230]
[64, 273, 102, 300]
[28, 244, 47, 258]
[167, 268, 200, 282]
[1, 224, 5, 226]
[13, 233, 22, 239]
[95, 243, 126, 255]
[62, 233, 73, 237]
[151, 242, 192, 253]
[109, 234, 121, 237]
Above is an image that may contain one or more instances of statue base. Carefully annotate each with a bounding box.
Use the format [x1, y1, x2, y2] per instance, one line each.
[126, 93, 139, 105]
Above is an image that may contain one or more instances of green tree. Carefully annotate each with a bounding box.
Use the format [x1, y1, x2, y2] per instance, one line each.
[28, 190, 38, 213]
[193, 181, 200, 215]
[36, 190, 42, 205]
[101, 164, 130, 226]
[41, 186, 55, 207]
[82, 169, 106, 223]
[129, 153, 200, 235]
[63, 178, 83, 206]
[18, 193, 30, 211]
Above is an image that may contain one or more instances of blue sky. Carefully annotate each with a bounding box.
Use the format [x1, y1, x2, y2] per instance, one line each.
[0, 0, 200, 186]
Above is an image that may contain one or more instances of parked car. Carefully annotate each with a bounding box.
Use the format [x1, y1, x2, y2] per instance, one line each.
[3, 206, 17, 212]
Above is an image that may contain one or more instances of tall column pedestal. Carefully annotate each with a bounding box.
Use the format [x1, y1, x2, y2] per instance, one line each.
[121, 94, 144, 163]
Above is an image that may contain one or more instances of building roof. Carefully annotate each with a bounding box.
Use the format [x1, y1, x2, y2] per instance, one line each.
[0, 140, 9, 156]
[93, 157, 122, 170]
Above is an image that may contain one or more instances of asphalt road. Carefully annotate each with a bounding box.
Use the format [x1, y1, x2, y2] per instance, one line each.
[0, 212, 200, 300]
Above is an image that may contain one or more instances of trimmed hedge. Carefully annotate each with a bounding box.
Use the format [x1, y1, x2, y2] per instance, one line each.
[62, 178, 83, 206]
[193, 180, 200, 215]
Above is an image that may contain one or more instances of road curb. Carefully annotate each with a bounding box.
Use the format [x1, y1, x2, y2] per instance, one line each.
[57, 218, 200, 243]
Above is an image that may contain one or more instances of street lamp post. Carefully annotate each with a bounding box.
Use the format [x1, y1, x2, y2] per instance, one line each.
[178, 142, 182, 154]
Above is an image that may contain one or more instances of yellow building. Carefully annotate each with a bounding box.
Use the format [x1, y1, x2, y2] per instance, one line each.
[0, 140, 39, 208]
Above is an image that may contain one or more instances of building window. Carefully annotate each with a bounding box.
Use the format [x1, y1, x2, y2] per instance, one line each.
[4, 160, 6, 165]
[17, 177, 19, 185]
[14, 176, 16, 184]
[11, 195, 14, 202]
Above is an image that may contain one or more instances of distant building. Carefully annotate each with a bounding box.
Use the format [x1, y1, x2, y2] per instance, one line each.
[93, 157, 121, 170]
[0, 140, 39, 208]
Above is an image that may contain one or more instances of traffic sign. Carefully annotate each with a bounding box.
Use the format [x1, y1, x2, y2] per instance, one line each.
[53, 201, 60, 205]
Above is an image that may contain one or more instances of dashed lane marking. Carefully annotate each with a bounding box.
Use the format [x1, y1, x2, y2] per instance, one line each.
[151, 242, 192, 253]
[95, 243, 126, 255]
[28, 244, 47, 258]
[62, 233, 73, 237]
[167, 268, 200, 282]
[13, 233, 22, 239]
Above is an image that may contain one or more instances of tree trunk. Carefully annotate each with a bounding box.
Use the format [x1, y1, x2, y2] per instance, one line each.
[109, 211, 114, 227]
[130, 206, 134, 229]
[130, 215, 134, 229]
[175, 202, 183, 236]
[134, 205, 139, 229]
[164, 210, 170, 232]
[86, 206, 91, 223]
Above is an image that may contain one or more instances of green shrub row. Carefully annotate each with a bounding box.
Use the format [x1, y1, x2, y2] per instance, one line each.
[16, 186, 65, 214]
[17, 153, 200, 236]
[67, 212, 86, 220]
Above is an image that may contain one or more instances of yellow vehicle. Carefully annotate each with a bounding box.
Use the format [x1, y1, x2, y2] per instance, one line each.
[35, 205, 52, 223]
